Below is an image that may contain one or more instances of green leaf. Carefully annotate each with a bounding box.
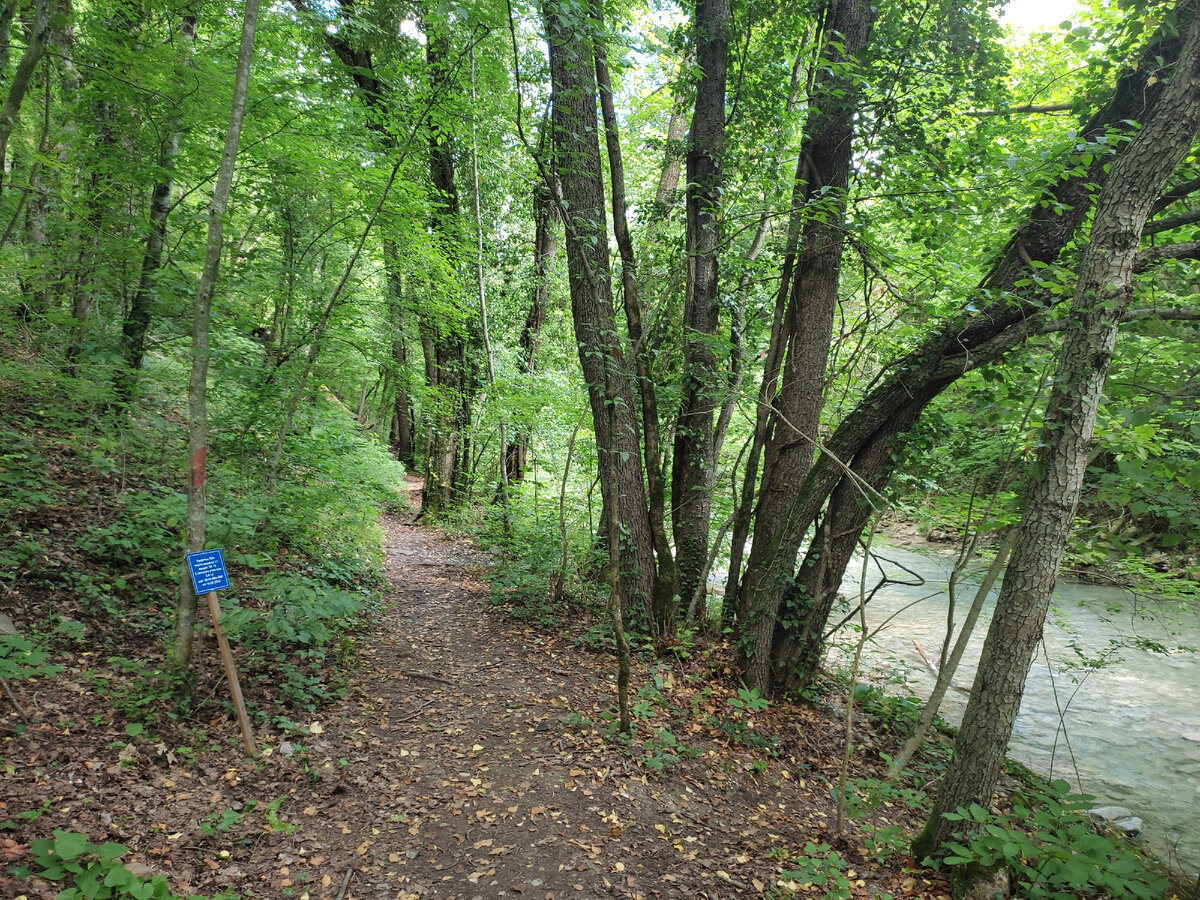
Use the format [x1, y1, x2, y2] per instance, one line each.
[52, 831, 92, 862]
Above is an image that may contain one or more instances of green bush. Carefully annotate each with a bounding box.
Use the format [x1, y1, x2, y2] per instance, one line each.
[16, 828, 237, 900]
[939, 780, 1168, 899]
[0, 633, 61, 681]
[220, 572, 376, 708]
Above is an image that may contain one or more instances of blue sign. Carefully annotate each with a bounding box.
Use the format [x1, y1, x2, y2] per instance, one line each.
[186, 549, 231, 594]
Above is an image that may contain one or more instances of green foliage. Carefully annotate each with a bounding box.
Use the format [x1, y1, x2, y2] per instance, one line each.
[221, 573, 375, 709]
[198, 808, 243, 837]
[838, 776, 930, 864]
[89, 657, 184, 724]
[0, 633, 62, 681]
[17, 829, 236, 900]
[772, 842, 853, 900]
[707, 687, 779, 755]
[853, 683, 927, 739]
[938, 780, 1168, 900]
[1, 800, 53, 831]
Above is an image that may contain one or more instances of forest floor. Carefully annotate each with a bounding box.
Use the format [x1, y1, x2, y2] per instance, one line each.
[2, 476, 954, 900]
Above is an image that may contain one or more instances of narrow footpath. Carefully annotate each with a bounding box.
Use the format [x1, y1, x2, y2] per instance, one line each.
[298, 487, 788, 899]
[287, 480, 943, 900]
[1, 478, 949, 900]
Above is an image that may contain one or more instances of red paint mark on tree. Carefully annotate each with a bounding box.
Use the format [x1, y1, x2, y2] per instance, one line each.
[189, 447, 207, 488]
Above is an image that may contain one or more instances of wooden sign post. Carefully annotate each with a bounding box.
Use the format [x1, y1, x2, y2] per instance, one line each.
[186, 550, 258, 758]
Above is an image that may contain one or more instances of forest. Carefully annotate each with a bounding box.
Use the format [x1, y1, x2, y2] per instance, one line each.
[3, 0, 1200, 897]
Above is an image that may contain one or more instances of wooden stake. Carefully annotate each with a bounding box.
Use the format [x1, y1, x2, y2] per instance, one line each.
[205, 591, 258, 757]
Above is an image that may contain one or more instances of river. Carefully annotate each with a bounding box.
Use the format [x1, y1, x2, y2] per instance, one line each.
[835, 538, 1200, 873]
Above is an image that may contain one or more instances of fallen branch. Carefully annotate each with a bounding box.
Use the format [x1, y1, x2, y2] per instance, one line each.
[394, 699, 436, 723]
[0, 676, 30, 725]
[401, 669, 456, 686]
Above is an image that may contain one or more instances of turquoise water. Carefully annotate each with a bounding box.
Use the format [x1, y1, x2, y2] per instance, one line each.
[838, 542, 1200, 873]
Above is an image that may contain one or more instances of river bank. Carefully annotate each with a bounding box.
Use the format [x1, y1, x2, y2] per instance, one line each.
[839, 525, 1200, 875]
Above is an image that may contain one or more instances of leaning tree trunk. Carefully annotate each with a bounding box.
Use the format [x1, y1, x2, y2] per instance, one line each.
[671, 0, 730, 634]
[734, 0, 873, 692]
[542, 0, 658, 622]
[0, 0, 50, 199]
[747, 9, 1193, 696]
[913, 2, 1200, 865]
[172, 0, 259, 670]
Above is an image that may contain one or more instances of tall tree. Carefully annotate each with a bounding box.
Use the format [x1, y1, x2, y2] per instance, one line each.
[541, 0, 658, 621]
[420, 7, 473, 516]
[505, 134, 557, 483]
[671, 0, 731, 631]
[733, 0, 873, 691]
[913, 0, 1200, 864]
[0, 0, 50, 199]
[172, 0, 260, 669]
[592, 0, 676, 625]
[289, 0, 421, 472]
[733, 3, 1192, 694]
[116, 8, 198, 398]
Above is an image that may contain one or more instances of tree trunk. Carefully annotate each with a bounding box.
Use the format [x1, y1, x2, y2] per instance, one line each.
[913, 3, 1200, 864]
[171, 0, 259, 670]
[735, 0, 873, 691]
[0, 0, 50, 199]
[116, 11, 197, 399]
[384, 240, 415, 466]
[742, 9, 1193, 695]
[651, 67, 689, 221]
[505, 147, 557, 482]
[671, 0, 730, 633]
[543, 0, 657, 622]
[717, 46, 807, 619]
[593, 0, 676, 628]
[420, 10, 470, 517]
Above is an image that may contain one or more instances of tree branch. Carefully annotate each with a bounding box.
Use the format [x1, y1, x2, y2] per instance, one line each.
[1143, 207, 1200, 235]
[1152, 173, 1200, 214]
[932, 306, 1200, 380]
[1135, 240, 1200, 270]
[967, 102, 1075, 117]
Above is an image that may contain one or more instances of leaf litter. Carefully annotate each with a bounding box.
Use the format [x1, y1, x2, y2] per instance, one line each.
[1, 481, 951, 900]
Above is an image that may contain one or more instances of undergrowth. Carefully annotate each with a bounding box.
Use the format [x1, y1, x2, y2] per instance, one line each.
[0, 354, 406, 719]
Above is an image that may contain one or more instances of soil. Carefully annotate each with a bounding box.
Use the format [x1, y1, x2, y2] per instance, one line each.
[1, 478, 952, 900]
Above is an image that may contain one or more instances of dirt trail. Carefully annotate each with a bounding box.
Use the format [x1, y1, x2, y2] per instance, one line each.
[295, 482, 814, 900]
[0, 476, 948, 900]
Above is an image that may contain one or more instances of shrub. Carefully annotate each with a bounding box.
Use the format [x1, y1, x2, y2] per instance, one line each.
[938, 780, 1168, 900]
